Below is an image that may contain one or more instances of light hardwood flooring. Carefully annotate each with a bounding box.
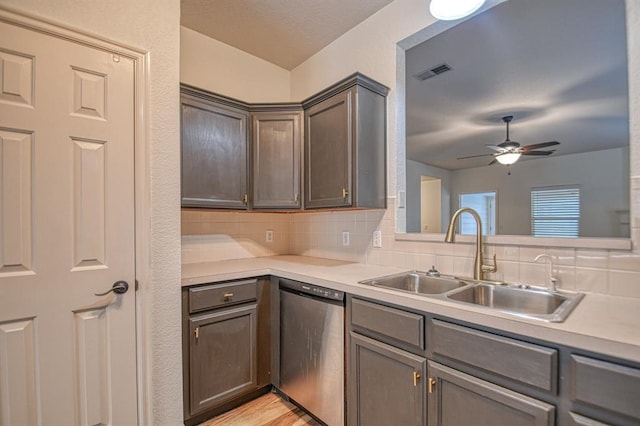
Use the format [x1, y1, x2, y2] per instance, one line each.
[199, 392, 322, 426]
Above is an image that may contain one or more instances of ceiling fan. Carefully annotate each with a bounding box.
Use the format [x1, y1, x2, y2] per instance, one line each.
[458, 115, 560, 165]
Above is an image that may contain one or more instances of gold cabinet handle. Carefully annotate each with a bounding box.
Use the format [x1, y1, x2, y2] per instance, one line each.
[413, 371, 421, 387]
[428, 377, 436, 393]
[242, 194, 248, 204]
[194, 326, 199, 342]
[223, 292, 234, 301]
[294, 193, 299, 203]
[342, 188, 349, 199]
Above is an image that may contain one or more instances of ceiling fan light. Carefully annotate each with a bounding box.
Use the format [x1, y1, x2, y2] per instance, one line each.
[429, 0, 486, 20]
[496, 152, 521, 165]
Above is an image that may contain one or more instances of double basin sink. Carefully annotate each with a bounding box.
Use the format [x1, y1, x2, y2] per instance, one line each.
[359, 271, 584, 322]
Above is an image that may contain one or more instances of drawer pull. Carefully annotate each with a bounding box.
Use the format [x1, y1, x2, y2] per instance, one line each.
[413, 371, 421, 387]
[223, 292, 234, 300]
[194, 327, 199, 342]
[428, 377, 436, 393]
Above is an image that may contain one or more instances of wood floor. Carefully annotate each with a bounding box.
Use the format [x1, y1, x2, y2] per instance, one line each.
[199, 392, 322, 426]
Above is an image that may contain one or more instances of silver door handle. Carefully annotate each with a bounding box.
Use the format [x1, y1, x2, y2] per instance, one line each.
[95, 280, 129, 296]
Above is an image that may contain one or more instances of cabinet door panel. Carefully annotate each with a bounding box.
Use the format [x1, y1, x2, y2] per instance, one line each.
[349, 332, 426, 426]
[304, 89, 353, 208]
[252, 112, 301, 208]
[189, 304, 257, 415]
[428, 361, 555, 426]
[181, 97, 248, 208]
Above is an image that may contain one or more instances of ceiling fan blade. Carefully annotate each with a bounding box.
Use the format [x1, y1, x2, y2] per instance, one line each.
[522, 150, 555, 156]
[522, 141, 560, 150]
[457, 153, 495, 160]
[485, 144, 508, 152]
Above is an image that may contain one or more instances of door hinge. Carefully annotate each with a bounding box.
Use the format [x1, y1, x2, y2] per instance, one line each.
[413, 371, 421, 387]
[342, 188, 349, 199]
[194, 327, 199, 342]
[428, 377, 436, 393]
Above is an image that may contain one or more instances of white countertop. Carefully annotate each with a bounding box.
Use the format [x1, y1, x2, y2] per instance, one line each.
[182, 255, 640, 364]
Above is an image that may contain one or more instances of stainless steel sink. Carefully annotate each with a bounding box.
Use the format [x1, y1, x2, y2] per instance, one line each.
[445, 283, 584, 322]
[359, 271, 469, 295]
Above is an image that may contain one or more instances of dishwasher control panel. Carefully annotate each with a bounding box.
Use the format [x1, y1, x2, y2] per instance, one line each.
[280, 278, 344, 302]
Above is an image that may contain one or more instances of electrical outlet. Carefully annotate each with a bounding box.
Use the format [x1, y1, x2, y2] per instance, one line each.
[373, 230, 382, 248]
[265, 230, 273, 243]
[342, 231, 350, 246]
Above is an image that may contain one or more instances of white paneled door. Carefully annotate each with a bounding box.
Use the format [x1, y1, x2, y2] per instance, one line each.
[0, 16, 137, 426]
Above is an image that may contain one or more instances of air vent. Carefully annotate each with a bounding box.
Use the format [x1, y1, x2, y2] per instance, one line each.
[413, 63, 452, 81]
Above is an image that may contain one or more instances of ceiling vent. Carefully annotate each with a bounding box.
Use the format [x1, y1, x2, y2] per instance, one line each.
[413, 63, 452, 81]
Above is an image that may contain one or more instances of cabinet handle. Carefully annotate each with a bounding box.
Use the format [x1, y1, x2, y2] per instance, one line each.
[428, 377, 436, 393]
[413, 371, 421, 387]
[194, 327, 199, 342]
[242, 194, 248, 204]
[294, 193, 299, 203]
[223, 292, 234, 300]
[342, 188, 349, 199]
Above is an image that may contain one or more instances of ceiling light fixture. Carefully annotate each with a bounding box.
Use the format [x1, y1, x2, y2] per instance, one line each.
[496, 152, 521, 165]
[429, 0, 486, 20]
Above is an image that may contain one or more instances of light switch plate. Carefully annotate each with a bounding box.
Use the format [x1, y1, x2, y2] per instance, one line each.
[373, 230, 382, 248]
[266, 230, 273, 243]
[342, 231, 350, 246]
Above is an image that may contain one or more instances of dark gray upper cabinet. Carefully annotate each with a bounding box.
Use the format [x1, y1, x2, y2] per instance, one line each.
[181, 74, 387, 211]
[251, 109, 303, 209]
[349, 332, 426, 426]
[181, 88, 249, 209]
[303, 74, 388, 209]
[428, 361, 555, 426]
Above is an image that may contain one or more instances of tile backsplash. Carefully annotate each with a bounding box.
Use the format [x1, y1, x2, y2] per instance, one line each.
[181, 198, 640, 298]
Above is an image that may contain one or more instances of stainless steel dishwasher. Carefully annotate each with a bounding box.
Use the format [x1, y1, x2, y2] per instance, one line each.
[279, 278, 345, 426]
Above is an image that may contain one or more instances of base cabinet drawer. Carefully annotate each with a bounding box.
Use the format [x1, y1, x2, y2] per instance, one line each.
[188, 279, 257, 313]
[567, 412, 611, 426]
[428, 361, 555, 426]
[429, 319, 558, 393]
[570, 355, 640, 424]
[351, 297, 425, 351]
[349, 332, 426, 426]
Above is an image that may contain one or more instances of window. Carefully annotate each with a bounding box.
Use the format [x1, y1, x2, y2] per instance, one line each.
[459, 192, 496, 235]
[531, 186, 580, 237]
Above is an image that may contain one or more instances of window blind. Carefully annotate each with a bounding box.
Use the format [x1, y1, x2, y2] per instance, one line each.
[531, 186, 580, 237]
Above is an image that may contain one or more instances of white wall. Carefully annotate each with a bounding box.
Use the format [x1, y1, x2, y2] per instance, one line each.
[181, 26, 291, 102]
[0, 1, 183, 425]
[451, 148, 630, 237]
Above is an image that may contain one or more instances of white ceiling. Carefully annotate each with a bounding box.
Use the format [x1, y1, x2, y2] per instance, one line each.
[406, 0, 629, 170]
[180, 0, 393, 70]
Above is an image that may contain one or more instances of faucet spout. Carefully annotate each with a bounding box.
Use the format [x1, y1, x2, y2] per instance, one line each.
[445, 208, 497, 280]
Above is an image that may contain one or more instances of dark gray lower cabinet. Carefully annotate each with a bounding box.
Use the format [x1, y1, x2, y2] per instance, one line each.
[182, 278, 270, 425]
[188, 304, 257, 414]
[349, 332, 426, 426]
[428, 361, 555, 426]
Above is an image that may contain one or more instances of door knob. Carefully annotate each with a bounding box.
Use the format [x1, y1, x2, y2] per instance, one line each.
[95, 280, 129, 296]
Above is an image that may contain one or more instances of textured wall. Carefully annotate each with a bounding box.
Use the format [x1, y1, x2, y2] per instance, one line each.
[0, 0, 183, 424]
[181, 26, 292, 102]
